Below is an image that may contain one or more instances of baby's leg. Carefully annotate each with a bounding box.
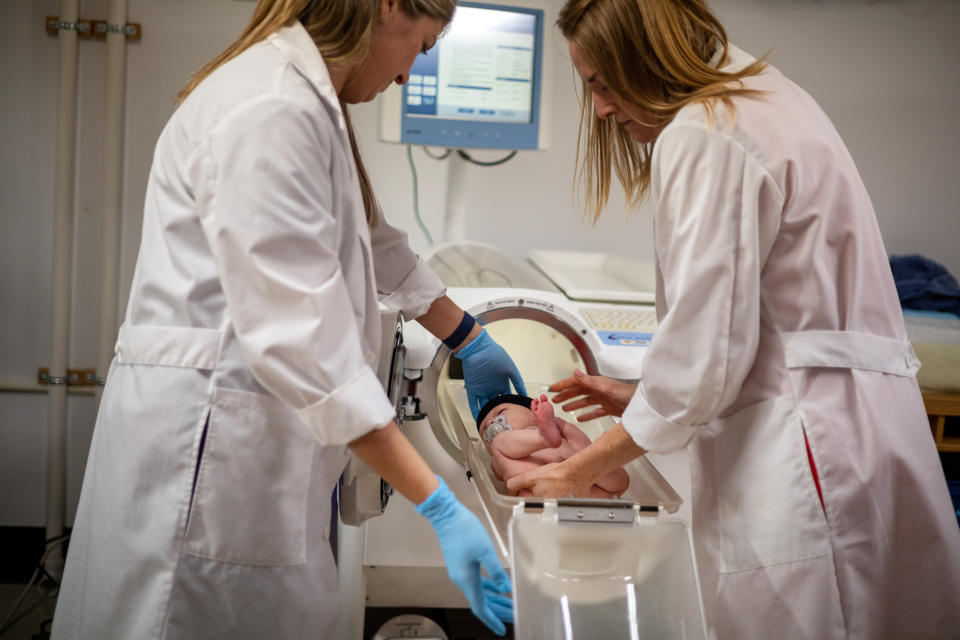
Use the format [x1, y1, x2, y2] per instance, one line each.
[497, 454, 549, 497]
[587, 485, 616, 499]
[595, 467, 630, 496]
[531, 394, 563, 448]
[560, 421, 628, 495]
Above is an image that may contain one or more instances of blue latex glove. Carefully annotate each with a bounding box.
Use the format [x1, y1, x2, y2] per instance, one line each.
[454, 329, 527, 419]
[482, 578, 514, 624]
[416, 477, 514, 635]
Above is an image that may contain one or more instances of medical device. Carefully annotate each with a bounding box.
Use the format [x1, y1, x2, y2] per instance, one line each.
[379, 0, 550, 150]
[339, 243, 706, 639]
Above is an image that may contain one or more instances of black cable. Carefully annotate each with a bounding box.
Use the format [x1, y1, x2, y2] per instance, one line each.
[421, 146, 452, 160]
[0, 536, 69, 635]
[456, 149, 517, 166]
[33, 617, 53, 640]
[39, 568, 59, 588]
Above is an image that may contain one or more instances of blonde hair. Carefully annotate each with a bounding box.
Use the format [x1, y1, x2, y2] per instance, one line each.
[178, 0, 456, 226]
[558, 0, 768, 222]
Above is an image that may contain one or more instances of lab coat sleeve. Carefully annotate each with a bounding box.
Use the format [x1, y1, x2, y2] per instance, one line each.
[190, 96, 395, 445]
[370, 205, 446, 319]
[621, 121, 782, 453]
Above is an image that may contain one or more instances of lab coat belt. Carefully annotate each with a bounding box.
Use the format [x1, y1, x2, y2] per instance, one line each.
[114, 324, 222, 370]
[781, 330, 920, 377]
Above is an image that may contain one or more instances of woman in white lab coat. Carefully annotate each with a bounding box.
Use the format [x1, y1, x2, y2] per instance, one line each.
[51, 1, 523, 638]
[508, 1, 960, 638]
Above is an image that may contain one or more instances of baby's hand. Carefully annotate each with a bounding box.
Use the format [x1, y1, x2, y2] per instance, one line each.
[532, 393, 563, 448]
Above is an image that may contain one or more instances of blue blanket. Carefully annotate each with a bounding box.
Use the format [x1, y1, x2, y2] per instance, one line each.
[889, 254, 960, 318]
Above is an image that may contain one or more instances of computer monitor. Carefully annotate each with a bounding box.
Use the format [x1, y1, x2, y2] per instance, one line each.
[379, 1, 549, 151]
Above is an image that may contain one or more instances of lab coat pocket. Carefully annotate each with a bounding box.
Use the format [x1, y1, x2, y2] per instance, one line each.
[714, 394, 831, 574]
[182, 386, 315, 565]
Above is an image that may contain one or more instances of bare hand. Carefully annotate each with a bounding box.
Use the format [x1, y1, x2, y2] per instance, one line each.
[505, 462, 593, 498]
[549, 370, 638, 422]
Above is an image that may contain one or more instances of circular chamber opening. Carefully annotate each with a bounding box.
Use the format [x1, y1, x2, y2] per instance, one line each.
[372, 615, 448, 640]
[429, 314, 595, 463]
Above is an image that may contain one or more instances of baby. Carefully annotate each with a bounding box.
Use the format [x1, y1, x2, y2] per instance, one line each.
[475, 393, 630, 498]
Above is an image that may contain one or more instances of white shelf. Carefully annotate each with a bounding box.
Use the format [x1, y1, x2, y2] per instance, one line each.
[528, 249, 656, 304]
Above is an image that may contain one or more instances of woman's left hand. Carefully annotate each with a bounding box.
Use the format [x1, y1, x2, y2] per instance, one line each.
[549, 370, 637, 421]
[506, 461, 592, 498]
[456, 329, 526, 418]
[416, 477, 513, 636]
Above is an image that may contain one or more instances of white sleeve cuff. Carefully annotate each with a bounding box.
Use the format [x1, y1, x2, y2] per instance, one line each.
[295, 366, 395, 445]
[621, 384, 703, 453]
[379, 258, 446, 319]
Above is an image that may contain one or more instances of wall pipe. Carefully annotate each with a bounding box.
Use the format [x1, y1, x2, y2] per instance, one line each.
[443, 152, 469, 241]
[46, 0, 81, 573]
[97, 0, 128, 389]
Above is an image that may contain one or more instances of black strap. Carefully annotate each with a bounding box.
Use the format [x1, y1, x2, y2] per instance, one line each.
[442, 312, 477, 350]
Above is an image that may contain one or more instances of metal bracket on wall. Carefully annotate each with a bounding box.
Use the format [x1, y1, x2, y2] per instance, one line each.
[37, 367, 98, 386]
[45, 17, 92, 36]
[46, 16, 142, 41]
[92, 20, 142, 40]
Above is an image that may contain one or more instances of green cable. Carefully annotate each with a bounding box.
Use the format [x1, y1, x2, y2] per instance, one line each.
[406, 145, 434, 246]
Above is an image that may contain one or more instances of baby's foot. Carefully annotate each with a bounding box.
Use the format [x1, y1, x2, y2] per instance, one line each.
[532, 393, 563, 448]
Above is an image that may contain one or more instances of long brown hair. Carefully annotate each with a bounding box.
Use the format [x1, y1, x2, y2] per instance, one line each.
[558, 0, 768, 222]
[177, 0, 456, 226]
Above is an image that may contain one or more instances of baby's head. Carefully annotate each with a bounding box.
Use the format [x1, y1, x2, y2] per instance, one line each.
[476, 394, 537, 448]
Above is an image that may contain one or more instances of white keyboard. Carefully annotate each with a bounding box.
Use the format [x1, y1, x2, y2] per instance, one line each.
[581, 306, 658, 331]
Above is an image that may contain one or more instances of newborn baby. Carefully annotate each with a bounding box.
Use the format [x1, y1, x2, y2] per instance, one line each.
[475, 393, 630, 498]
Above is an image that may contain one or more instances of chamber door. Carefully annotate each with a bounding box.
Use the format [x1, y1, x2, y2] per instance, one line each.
[339, 312, 407, 526]
[378, 316, 407, 504]
[509, 501, 706, 640]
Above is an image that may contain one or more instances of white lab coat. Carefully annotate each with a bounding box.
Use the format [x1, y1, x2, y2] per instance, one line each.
[620, 46, 960, 639]
[51, 22, 445, 640]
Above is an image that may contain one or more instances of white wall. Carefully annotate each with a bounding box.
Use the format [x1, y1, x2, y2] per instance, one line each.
[0, 0, 252, 527]
[713, 0, 960, 272]
[2, 0, 958, 526]
[362, 0, 960, 269]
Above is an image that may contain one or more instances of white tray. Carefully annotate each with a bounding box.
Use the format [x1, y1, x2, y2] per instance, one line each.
[528, 249, 656, 304]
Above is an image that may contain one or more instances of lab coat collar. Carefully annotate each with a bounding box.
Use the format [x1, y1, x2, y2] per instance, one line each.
[712, 43, 756, 74]
[267, 21, 346, 130]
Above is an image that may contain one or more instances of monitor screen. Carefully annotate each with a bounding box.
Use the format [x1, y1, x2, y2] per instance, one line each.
[379, 1, 547, 150]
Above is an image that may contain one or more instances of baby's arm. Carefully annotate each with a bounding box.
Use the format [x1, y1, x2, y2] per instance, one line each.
[491, 428, 556, 459]
[489, 448, 506, 482]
